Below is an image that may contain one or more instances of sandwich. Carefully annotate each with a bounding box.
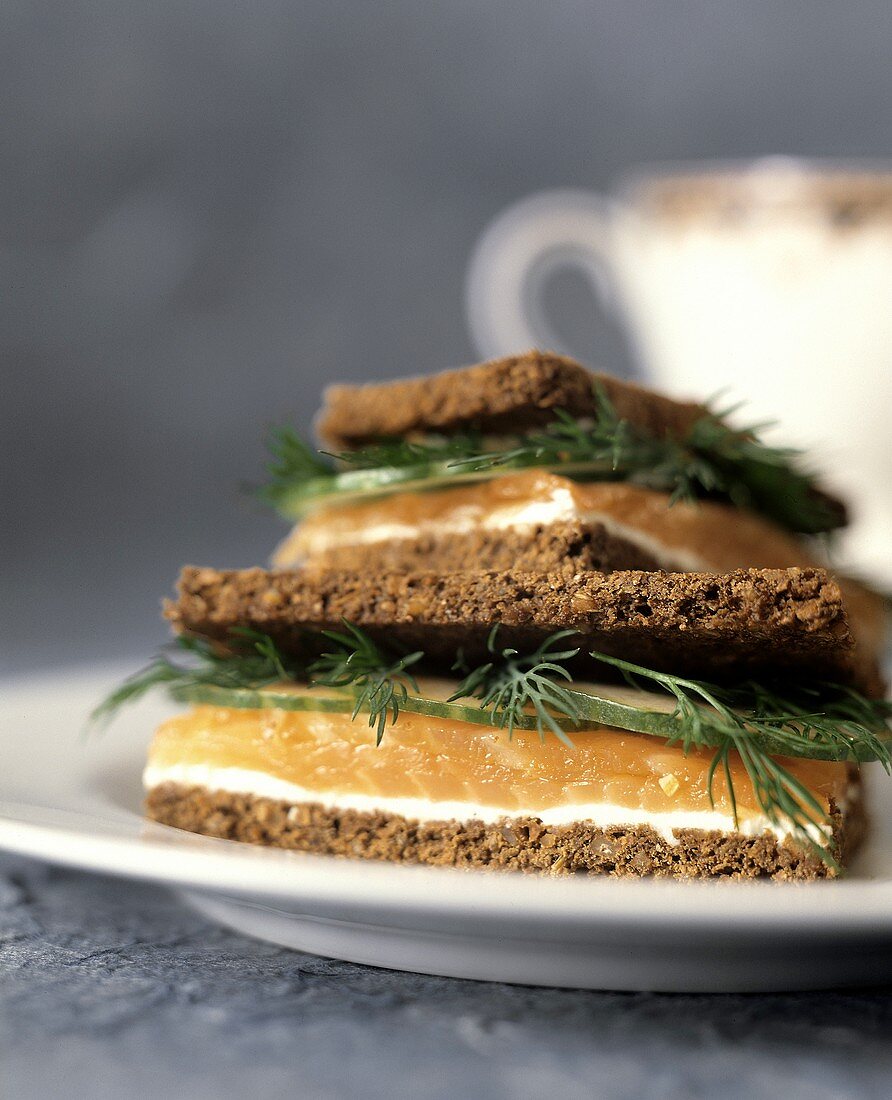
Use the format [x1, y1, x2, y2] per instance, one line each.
[96, 351, 891, 879]
[102, 563, 888, 879]
[266, 351, 886, 670]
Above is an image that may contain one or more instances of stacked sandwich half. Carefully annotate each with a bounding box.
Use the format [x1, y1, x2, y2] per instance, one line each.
[102, 351, 891, 879]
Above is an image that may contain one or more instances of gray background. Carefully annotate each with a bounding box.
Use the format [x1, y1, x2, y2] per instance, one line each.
[4, 0, 892, 673]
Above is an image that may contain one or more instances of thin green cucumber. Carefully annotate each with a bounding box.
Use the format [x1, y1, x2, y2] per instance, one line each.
[562, 686, 888, 762]
[169, 680, 595, 732]
[171, 678, 886, 763]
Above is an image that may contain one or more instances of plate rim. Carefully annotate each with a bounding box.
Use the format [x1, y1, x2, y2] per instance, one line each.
[4, 798, 892, 937]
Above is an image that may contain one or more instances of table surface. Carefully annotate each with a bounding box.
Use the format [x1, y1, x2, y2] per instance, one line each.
[3, 854, 892, 1100]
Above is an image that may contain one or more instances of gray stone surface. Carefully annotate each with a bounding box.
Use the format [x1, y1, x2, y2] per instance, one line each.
[3, 855, 892, 1099]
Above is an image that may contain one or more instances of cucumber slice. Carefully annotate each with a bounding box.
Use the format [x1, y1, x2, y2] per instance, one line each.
[171, 682, 355, 715]
[564, 679, 679, 739]
[169, 673, 668, 734]
[563, 681, 890, 762]
[170, 677, 607, 733]
[171, 676, 667, 734]
[170, 675, 886, 763]
[275, 459, 618, 519]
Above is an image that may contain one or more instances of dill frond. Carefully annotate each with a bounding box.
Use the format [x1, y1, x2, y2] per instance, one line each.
[258, 385, 840, 533]
[449, 627, 583, 748]
[88, 629, 294, 730]
[259, 427, 335, 509]
[323, 432, 485, 471]
[308, 621, 423, 745]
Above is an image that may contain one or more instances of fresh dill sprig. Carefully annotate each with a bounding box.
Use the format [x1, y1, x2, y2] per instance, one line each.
[258, 428, 487, 515]
[450, 388, 839, 533]
[88, 628, 295, 730]
[446, 386, 642, 475]
[258, 386, 840, 533]
[323, 432, 485, 471]
[588, 651, 892, 866]
[260, 427, 335, 509]
[679, 401, 841, 533]
[449, 627, 583, 748]
[308, 621, 423, 745]
[90, 623, 422, 744]
[589, 651, 892, 765]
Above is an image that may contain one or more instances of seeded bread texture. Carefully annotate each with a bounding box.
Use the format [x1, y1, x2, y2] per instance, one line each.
[145, 782, 863, 881]
[317, 350, 708, 449]
[287, 521, 665, 576]
[166, 565, 868, 686]
[275, 519, 884, 670]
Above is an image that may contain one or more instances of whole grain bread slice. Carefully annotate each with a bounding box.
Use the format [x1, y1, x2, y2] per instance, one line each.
[166, 565, 874, 689]
[146, 781, 864, 880]
[316, 350, 707, 449]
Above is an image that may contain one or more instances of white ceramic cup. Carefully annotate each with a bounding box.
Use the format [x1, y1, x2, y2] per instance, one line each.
[466, 158, 892, 583]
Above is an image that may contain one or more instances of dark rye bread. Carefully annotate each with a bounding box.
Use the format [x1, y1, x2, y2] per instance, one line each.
[282, 525, 886, 684]
[296, 520, 665, 576]
[317, 350, 708, 449]
[145, 782, 864, 880]
[166, 565, 870, 688]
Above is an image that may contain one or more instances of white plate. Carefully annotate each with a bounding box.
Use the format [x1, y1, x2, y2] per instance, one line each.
[3, 665, 892, 993]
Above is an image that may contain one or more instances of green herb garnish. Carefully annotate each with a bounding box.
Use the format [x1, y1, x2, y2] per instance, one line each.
[308, 621, 423, 745]
[455, 392, 838, 532]
[259, 428, 486, 513]
[449, 627, 582, 747]
[260, 428, 333, 510]
[326, 433, 486, 472]
[91, 624, 423, 746]
[88, 629, 292, 730]
[260, 387, 841, 534]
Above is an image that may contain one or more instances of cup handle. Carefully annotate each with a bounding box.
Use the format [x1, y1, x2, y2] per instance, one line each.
[465, 188, 618, 361]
